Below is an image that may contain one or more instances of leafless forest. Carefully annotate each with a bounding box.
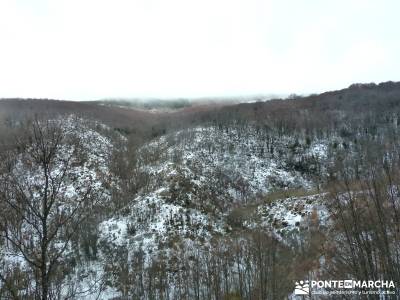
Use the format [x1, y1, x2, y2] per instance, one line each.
[1, 82, 400, 299]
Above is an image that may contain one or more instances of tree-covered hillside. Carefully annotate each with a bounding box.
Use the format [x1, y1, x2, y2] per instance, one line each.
[1, 82, 400, 299]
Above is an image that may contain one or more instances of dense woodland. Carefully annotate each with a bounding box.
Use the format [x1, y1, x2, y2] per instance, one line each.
[0, 82, 400, 299]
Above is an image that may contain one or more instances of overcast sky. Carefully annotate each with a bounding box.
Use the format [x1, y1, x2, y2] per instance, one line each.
[0, 0, 399, 100]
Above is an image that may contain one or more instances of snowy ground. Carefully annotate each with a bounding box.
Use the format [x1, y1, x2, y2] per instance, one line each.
[1, 122, 334, 299]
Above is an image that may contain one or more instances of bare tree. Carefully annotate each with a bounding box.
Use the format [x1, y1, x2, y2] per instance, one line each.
[0, 118, 104, 299]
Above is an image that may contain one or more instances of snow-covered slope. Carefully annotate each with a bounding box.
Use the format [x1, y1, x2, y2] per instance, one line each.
[0, 116, 120, 298]
[93, 125, 332, 297]
[1, 121, 333, 299]
[142, 126, 329, 201]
